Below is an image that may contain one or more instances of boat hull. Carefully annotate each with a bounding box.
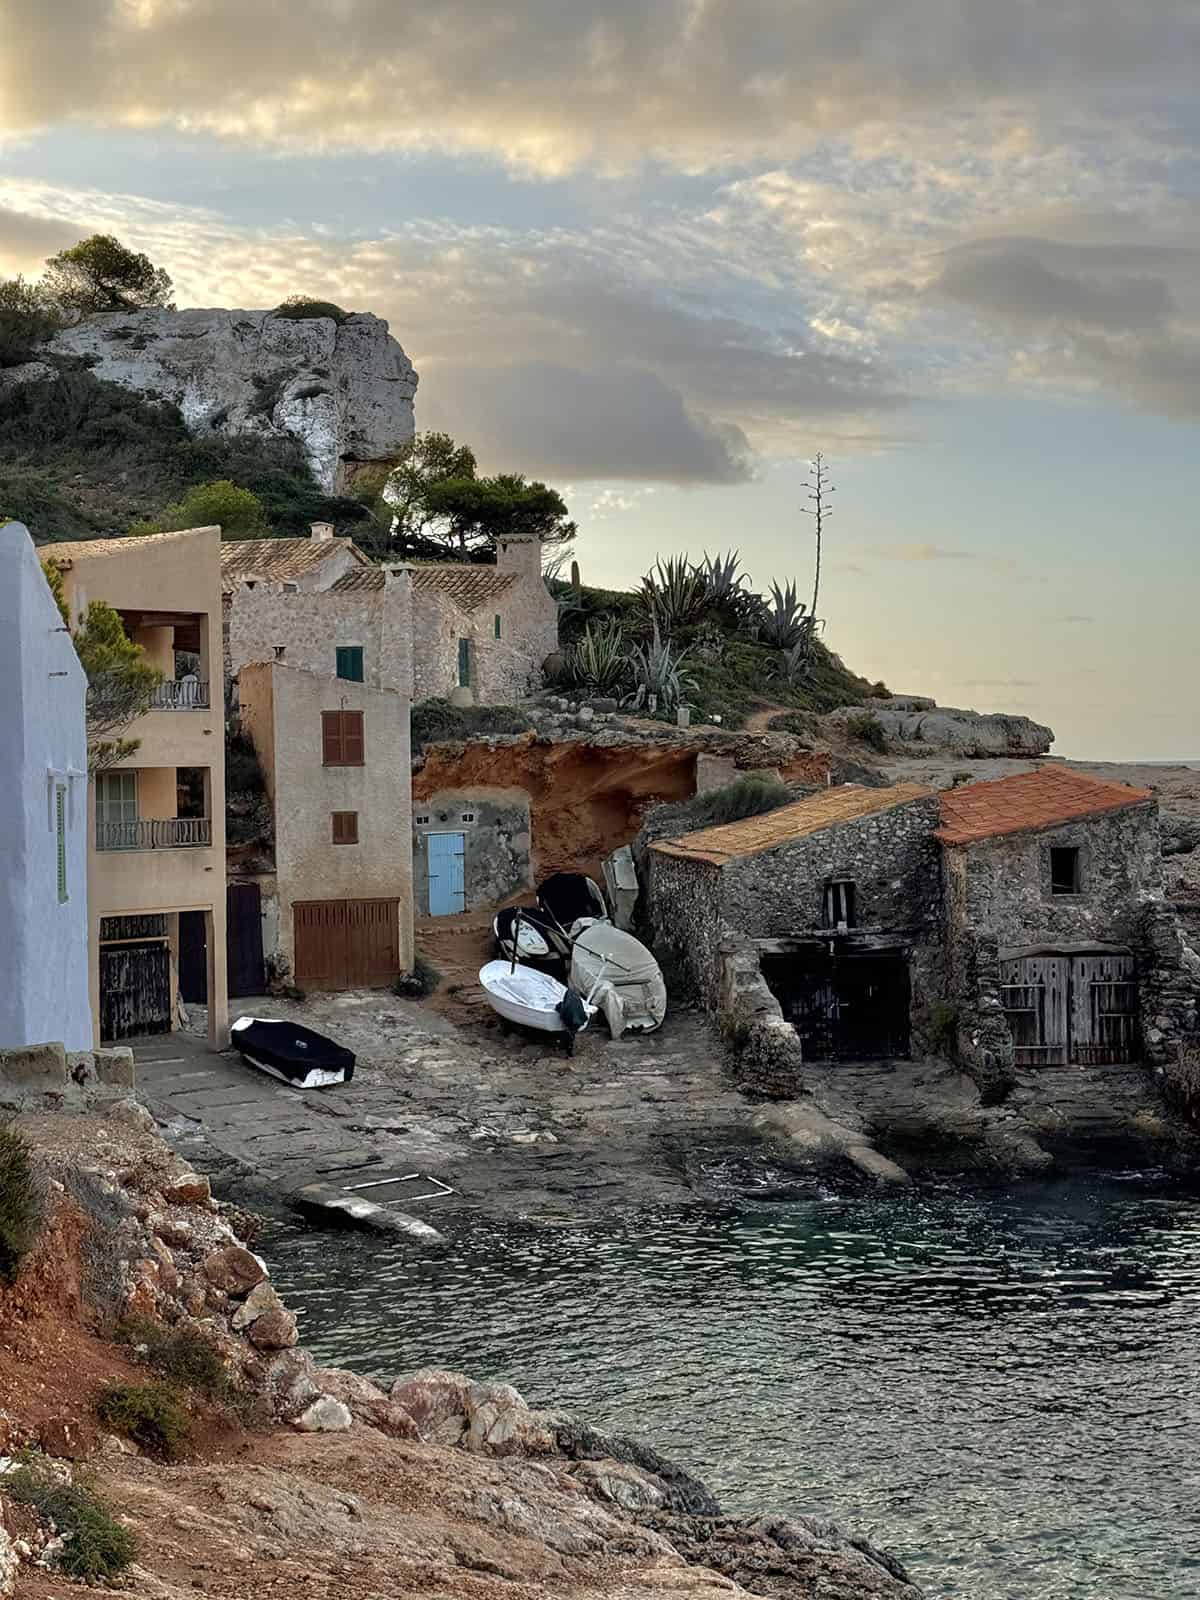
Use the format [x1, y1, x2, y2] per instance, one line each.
[479, 960, 591, 1035]
[230, 1016, 355, 1089]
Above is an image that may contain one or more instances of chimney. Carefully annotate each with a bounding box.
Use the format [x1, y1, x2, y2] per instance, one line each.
[310, 522, 335, 542]
[495, 534, 541, 581]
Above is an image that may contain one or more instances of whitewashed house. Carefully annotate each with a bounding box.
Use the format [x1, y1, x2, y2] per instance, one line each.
[0, 521, 90, 1051]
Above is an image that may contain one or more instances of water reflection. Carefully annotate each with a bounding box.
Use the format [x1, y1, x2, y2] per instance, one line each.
[262, 1178, 1200, 1600]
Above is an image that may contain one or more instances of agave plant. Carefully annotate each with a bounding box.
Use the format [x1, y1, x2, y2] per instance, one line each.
[637, 555, 709, 631]
[565, 619, 629, 694]
[776, 629, 817, 687]
[701, 549, 751, 603]
[625, 621, 696, 712]
[759, 579, 811, 650]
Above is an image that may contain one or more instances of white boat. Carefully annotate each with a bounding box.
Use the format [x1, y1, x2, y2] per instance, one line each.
[479, 960, 594, 1051]
[569, 923, 667, 1036]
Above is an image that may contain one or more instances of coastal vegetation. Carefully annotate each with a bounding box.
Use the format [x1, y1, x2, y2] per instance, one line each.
[0, 1121, 44, 1284]
[5, 1461, 137, 1580]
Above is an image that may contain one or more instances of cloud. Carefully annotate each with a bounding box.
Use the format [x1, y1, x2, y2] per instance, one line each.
[872, 543, 975, 562]
[3, 3, 1200, 171]
[933, 245, 1175, 333]
[0, 203, 81, 273]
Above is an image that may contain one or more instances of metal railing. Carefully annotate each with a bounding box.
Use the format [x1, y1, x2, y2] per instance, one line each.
[95, 817, 212, 852]
[149, 679, 210, 710]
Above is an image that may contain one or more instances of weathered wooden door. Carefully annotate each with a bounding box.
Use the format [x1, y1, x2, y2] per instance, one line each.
[427, 832, 466, 916]
[1000, 953, 1137, 1066]
[99, 940, 171, 1041]
[293, 899, 400, 989]
[227, 884, 266, 998]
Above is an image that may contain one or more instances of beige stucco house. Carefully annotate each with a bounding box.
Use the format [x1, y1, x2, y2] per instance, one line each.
[222, 524, 558, 706]
[39, 526, 229, 1050]
[238, 660, 413, 988]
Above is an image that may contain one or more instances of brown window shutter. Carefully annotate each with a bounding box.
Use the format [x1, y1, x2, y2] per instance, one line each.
[321, 710, 342, 765]
[342, 709, 365, 765]
[332, 811, 358, 844]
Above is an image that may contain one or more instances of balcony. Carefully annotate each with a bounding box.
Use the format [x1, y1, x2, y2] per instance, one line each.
[95, 817, 213, 852]
[150, 678, 211, 711]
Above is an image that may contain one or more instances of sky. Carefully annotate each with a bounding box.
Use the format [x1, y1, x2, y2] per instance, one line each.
[2, 2, 1198, 760]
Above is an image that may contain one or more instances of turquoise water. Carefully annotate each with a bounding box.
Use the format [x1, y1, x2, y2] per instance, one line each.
[262, 1178, 1200, 1599]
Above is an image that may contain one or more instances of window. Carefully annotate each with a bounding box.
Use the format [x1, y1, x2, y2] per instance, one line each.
[415, 814, 430, 826]
[493, 614, 502, 639]
[321, 709, 365, 765]
[1050, 847, 1081, 895]
[457, 637, 472, 688]
[273, 644, 286, 659]
[823, 879, 857, 930]
[55, 784, 68, 902]
[336, 645, 364, 682]
[461, 811, 476, 824]
[97, 770, 137, 825]
[331, 811, 359, 845]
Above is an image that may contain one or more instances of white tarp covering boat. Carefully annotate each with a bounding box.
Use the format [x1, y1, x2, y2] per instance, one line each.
[569, 923, 667, 1036]
[479, 960, 594, 1051]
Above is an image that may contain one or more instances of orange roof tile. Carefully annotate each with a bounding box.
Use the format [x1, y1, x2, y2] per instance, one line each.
[219, 536, 368, 587]
[936, 767, 1152, 845]
[408, 565, 518, 612]
[39, 526, 218, 565]
[652, 783, 935, 866]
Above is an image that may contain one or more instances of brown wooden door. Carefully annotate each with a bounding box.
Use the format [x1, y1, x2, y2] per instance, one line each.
[100, 941, 172, 1041]
[1000, 954, 1070, 1066]
[1071, 951, 1138, 1065]
[1000, 953, 1138, 1067]
[293, 899, 400, 989]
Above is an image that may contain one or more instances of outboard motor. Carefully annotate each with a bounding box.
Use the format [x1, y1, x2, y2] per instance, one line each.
[555, 986, 590, 1054]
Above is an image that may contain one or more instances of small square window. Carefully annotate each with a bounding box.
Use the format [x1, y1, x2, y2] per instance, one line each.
[823, 879, 857, 929]
[331, 811, 358, 845]
[322, 709, 365, 765]
[415, 814, 430, 826]
[461, 812, 476, 824]
[336, 645, 364, 682]
[1050, 847, 1081, 895]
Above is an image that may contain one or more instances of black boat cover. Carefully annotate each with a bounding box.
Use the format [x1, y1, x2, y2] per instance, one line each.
[536, 873, 607, 928]
[231, 1018, 355, 1084]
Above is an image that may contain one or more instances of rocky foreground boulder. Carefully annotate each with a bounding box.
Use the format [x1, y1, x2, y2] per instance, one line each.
[0, 1105, 924, 1599]
[829, 697, 1054, 757]
[9, 306, 417, 495]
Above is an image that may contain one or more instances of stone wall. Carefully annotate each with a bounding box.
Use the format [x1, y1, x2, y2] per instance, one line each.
[642, 848, 726, 1003]
[411, 580, 559, 707]
[413, 788, 533, 916]
[410, 590, 461, 704]
[225, 574, 412, 700]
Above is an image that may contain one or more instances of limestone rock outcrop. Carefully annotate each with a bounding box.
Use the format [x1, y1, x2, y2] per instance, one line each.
[41, 308, 417, 494]
[829, 697, 1054, 758]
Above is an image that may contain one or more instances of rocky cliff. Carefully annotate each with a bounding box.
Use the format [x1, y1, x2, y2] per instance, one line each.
[829, 696, 1054, 758]
[0, 1104, 924, 1599]
[28, 308, 417, 495]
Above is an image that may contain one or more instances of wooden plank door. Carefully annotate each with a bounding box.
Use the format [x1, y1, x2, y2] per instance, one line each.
[227, 884, 266, 998]
[178, 911, 208, 1004]
[100, 940, 171, 1041]
[427, 832, 466, 916]
[1000, 955, 1070, 1066]
[294, 899, 400, 989]
[1071, 952, 1138, 1065]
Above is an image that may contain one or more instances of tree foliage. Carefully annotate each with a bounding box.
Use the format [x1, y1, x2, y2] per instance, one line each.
[70, 600, 163, 771]
[0, 274, 65, 369]
[131, 479, 268, 539]
[43, 233, 174, 315]
[273, 295, 350, 324]
[0, 1122, 45, 1284]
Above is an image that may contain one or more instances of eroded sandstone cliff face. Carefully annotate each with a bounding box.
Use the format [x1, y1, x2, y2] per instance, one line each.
[39, 308, 417, 494]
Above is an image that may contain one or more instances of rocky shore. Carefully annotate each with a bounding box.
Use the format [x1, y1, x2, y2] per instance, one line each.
[0, 1105, 922, 1599]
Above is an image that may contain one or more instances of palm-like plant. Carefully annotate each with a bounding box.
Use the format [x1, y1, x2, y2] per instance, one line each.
[565, 619, 629, 694]
[637, 555, 709, 631]
[759, 579, 811, 650]
[626, 621, 696, 712]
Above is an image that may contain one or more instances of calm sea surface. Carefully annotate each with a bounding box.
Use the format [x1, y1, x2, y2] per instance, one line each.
[262, 1178, 1200, 1600]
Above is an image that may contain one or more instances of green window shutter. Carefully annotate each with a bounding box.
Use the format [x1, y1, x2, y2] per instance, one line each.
[458, 638, 471, 687]
[336, 645, 364, 682]
[55, 785, 68, 903]
[494, 613, 502, 639]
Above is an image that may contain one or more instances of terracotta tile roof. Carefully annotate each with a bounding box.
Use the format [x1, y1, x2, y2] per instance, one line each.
[219, 536, 367, 587]
[330, 567, 387, 592]
[936, 767, 1153, 845]
[409, 565, 519, 612]
[39, 526, 219, 565]
[652, 783, 935, 867]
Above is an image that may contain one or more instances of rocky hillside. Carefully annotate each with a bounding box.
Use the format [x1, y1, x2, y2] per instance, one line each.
[0, 1105, 924, 1599]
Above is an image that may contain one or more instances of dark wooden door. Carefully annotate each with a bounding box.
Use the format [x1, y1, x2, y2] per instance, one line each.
[227, 883, 266, 997]
[761, 952, 911, 1061]
[1071, 951, 1138, 1065]
[100, 941, 171, 1041]
[293, 899, 400, 989]
[1000, 953, 1138, 1066]
[178, 911, 208, 1004]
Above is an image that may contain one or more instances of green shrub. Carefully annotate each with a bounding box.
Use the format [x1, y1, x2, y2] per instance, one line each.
[767, 710, 818, 739]
[393, 954, 442, 999]
[563, 618, 629, 695]
[272, 296, 350, 324]
[115, 1316, 228, 1397]
[846, 711, 888, 753]
[925, 1001, 961, 1060]
[643, 776, 793, 842]
[0, 1122, 45, 1284]
[410, 699, 533, 753]
[5, 1463, 137, 1581]
[95, 1381, 192, 1458]
[0, 275, 64, 368]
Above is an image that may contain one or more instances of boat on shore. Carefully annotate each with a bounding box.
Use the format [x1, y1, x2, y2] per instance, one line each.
[479, 960, 593, 1052]
[230, 1016, 356, 1089]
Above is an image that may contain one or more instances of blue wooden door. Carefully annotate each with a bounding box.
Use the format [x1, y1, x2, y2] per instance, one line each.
[427, 832, 465, 916]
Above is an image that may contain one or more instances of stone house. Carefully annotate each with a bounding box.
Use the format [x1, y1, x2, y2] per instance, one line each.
[238, 660, 414, 988]
[40, 526, 230, 1050]
[647, 784, 941, 1061]
[223, 525, 558, 707]
[0, 522, 91, 1052]
[413, 789, 533, 918]
[647, 768, 1196, 1076]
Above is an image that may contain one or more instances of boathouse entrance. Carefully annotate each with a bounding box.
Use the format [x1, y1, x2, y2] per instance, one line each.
[999, 949, 1139, 1066]
[759, 944, 912, 1062]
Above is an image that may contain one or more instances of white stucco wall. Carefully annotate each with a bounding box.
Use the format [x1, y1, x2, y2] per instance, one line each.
[0, 522, 91, 1051]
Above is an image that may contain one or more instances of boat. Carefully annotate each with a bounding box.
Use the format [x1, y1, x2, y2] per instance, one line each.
[479, 959, 594, 1052]
[230, 1016, 356, 1089]
[569, 922, 667, 1036]
[536, 872, 609, 939]
[493, 906, 571, 967]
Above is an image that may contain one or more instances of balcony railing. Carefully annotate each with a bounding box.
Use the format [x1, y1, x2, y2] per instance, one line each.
[150, 679, 210, 710]
[96, 817, 212, 852]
